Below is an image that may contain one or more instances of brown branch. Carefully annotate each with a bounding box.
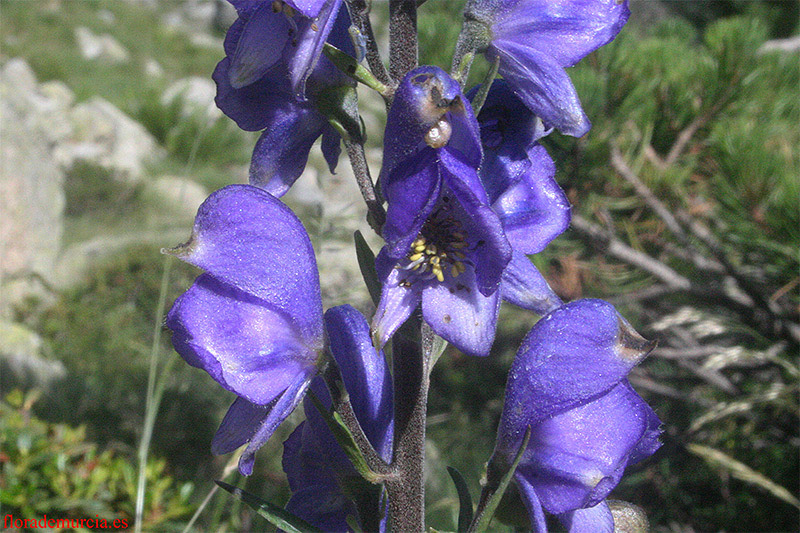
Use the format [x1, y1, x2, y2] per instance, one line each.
[570, 214, 692, 291]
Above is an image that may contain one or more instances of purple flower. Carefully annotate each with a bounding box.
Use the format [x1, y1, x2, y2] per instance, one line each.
[372, 66, 513, 358]
[464, 0, 630, 136]
[282, 305, 393, 532]
[214, 0, 353, 196]
[492, 299, 662, 532]
[167, 184, 327, 475]
[474, 80, 570, 314]
[223, 0, 338, 93]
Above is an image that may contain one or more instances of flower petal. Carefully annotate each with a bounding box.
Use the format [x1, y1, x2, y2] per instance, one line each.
[489, 40, 590, 137]
[501, 251, 562, 314]
[167, 274, 316, 405]
[228, 3, 291, 89]
[248, 104, 327, 196]
[492, 0, 630, 67]
[169, 185, 323, 348]
[382, 147, 442, 260]
[320, 125, 342, 174]
[491, 144, 571, 254]
[381, 66, 474, 182]
[238, 370, 315, 475]
[212, 396, 269, 455]
[324, 305, 393, 456]
[558, 500, 614, 533]
[372, 267, 422, 350]
[498, 299, 655, 430]
[440, 147, 512, 294]
[285, 0, 345, 97]
[421, 268, 501, 357]
[515, 474, 549, 533]
[513, 381, 661, 514]
[213, 57, 294, 132]
[285, 0, 328, 18]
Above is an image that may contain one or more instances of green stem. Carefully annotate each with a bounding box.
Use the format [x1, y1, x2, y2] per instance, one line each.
[134, 255, 173, 533]
[469, 55, 501, 117]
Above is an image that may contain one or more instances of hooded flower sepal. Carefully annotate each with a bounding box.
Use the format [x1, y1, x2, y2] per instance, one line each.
[225, 0, 343, 96]
[166, 184, 326, 475]
[491, 299, 662, 532]
[462, 0, 631, 136]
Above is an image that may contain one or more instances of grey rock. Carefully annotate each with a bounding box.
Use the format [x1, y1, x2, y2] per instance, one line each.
[161, 76, 221, 120]
[0, 60, 66, 311]
[0, 321, 66, 387]
[56, 96, 162, 181]
[144, 57, 165, 78]
[145, 176, 209, 220]
[0, 322, 64, 387]
[74, 26, 130, 63]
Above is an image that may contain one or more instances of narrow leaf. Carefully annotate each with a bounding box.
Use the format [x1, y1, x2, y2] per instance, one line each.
[215, 480, 321, 533]
[688, 443, 800, 509]
[354, 230, 381, 306]
[447, 466, 474, 532]
[307, 390, 383, 484]
[323, 43, 390, 96]
[469, 426, 531, 533]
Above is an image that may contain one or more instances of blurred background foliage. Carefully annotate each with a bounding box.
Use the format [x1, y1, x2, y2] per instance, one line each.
[1, 0, 797, 531]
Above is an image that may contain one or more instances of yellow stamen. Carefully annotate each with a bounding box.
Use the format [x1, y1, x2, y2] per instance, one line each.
[409, 252, 423, 262]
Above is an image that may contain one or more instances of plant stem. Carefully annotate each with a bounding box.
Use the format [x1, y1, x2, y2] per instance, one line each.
[469, 55, 500, 116]
[345, 0, 392, 87]
[384, 317, 430, 532]
[389, 0, 418, 81]
[343, 138, 386, 234]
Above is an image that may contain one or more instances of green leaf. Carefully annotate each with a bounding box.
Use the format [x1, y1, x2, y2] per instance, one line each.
[215, 480, 320, 533]
[468, 426, 531, 533]
[316, 84, 363, 144]
[447, 466, 474, 532]
[322, 43, 390, 96]
[306, 390, 383, 484]
[354, 230, 381, 306]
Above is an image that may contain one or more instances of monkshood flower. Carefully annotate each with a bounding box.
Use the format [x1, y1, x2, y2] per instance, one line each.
[214, 0, 353, 196]
[223, 0, 339, 94]
[167, 184, 328, 475]
[462, 0, 630, 136]
[372, 66, 513, 358]
[492, 299, 662, 532]
[283, 305, 393, 532]
[473, 80, 569, 314]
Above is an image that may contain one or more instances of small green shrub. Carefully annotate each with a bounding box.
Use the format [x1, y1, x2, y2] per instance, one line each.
[0, 389, 194, 530]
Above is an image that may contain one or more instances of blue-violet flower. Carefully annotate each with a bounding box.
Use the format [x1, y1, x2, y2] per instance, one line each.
[474, 80, 569, 314]
[214, 0, 354, 196]
[167, 184, 325, 475]
[491, 299, 662, 532]
[283, 305, 393, 531]
[372, 66, 513, 358]
[463, 0, 630, 136]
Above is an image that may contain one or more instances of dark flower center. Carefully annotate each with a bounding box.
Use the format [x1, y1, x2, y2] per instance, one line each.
[397, 197, 471, 287]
